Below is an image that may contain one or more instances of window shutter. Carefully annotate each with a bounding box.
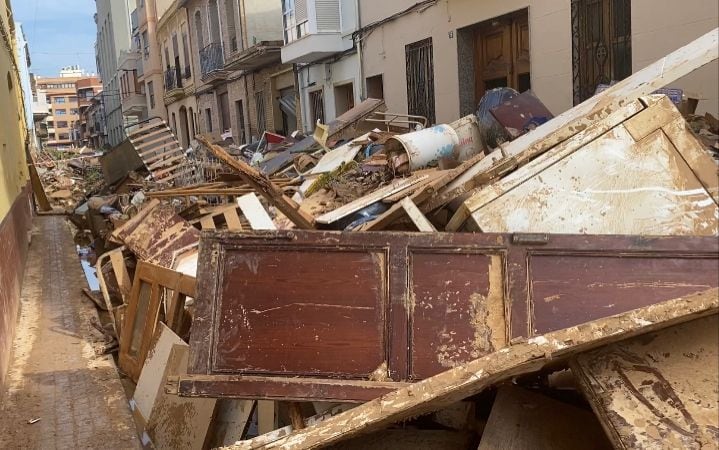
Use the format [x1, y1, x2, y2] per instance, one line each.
[315, 0, 340, 32]
[296, 0, 308, 22]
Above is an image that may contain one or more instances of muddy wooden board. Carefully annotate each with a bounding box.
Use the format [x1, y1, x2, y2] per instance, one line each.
[572, 314, 719, 449]
[111, 199, 200, 268]
[182, 231, 718, 402]
[450, 96, 719, 234]
[478, 386, 611, 450]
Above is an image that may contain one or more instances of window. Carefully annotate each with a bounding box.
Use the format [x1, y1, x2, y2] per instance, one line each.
[7, 72, 12, 90]
[55, 109, 67, 115]
[334, 83, 354, 116]
[255, 91, 267, 135]
[366, 74, 384, 100]
[70, 108, 79, 115]
[58, 133, 70, 140]
[142, 31, 150, 58]
[182, 32, 191, 78]
[194, 11, 204, 50]
[171, 112, 177, 135]
[235, 100, 246, 144]
[208, 0, 221, 44]
[309, 89, 325, 125]
[224, 0, 238, 52]
[55, 97, 66, 103]
[282, 0, 307, 44]
[57, 121, 69, 128]
[218, 92, 231, 132]
[205, 108, 213, 132]
[147, 81, 155, 109]
[405, 38, 435, 124]
[572, 0, 632, 104]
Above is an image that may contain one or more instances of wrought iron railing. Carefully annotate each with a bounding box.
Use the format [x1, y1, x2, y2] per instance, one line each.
[200, 43, 224, 76]
[164, 66, 183, 91]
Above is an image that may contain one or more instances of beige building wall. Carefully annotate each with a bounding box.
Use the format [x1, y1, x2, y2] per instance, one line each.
[360, 0, 718, 124]
[360, 0, 572, 123]
[632, 0, 719, 115]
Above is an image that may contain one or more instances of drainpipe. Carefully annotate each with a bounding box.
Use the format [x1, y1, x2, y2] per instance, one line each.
[356, 0, 365, 100]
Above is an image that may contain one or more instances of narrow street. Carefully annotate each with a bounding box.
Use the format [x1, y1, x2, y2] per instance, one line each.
[0, 216, 138, 449]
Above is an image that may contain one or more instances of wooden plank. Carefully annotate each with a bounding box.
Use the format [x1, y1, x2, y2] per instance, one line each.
[109, 249, 132, 303]
[146, 344, 216, 448]
[400, 197, 436, 232]
[437, 28, 719, 208]
[147, 153, 187, 171]
[572, 314, 719, 449]
[237, 193, 276, 230]
[623, 95, 678, 141]
[478, 386, 611, 450]
[326, 429, 476, 450]
[314, 175, 429, 225]
[662, 117, 719, 204]
[257, 401, 277, 435]
[461, 119, 718, 235]
[195, 135, 315, 229]
[223, 208, 243, 231]
[224, 288, 718, 449]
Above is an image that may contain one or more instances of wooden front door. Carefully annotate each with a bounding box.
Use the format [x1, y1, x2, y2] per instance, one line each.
[474, 10, 530, 104]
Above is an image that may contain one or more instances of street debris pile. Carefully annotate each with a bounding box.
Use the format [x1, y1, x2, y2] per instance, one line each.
[42, 30, 718, 449]
[30, 147, 105, 211]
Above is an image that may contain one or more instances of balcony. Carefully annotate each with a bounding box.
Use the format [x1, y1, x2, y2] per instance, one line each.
[164, 66, 185, 103]
[131, 9, 139, 33]
[121, 91, 147, 118]
[225, 41, 282, 71]
[183, 65, 191, 80]
[281, 33, 352, 64]
[200, 43, 227, 84]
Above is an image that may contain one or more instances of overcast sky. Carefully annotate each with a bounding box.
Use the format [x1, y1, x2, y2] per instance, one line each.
[11, 0, 98, 77]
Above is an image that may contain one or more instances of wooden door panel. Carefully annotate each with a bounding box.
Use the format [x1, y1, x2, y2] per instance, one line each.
[529, 254, 719, 334]
[409, 251, 506, 379]
[184, 232, 718, 402]
[213, 247, 388, 377]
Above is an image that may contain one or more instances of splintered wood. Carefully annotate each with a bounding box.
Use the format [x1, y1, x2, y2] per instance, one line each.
[572, 315, 719, 449]
[224, 289, 718, 449]
[195, 135, 315, 229]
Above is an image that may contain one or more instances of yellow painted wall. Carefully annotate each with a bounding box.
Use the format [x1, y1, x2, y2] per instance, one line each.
[0, 3, 29, 220]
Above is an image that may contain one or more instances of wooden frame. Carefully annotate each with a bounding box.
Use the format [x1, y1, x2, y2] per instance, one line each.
[182, 231, 718, 402]
[119, 261, 197, 382]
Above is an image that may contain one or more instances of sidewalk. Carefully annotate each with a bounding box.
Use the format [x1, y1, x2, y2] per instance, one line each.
[0, 216, 139, 449]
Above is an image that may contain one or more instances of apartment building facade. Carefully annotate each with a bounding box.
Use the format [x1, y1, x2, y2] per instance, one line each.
[183, 0, 299, 144]
[357, 0, 719, 126]
[157, 0, 199, 149]
[95, 0, 134, 147]
[280, 0, 361, 132]
[36, 71, 84, 149]
[0, 0, 32, 388]
[74, 77, 103, 148]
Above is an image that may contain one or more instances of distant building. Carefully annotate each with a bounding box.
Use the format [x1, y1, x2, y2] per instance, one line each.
[35, 69, 100, 149]
[74, 77, 103, 148]
[95, 0, 134, 147]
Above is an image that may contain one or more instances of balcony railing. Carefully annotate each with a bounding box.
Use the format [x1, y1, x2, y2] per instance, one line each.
[200, 43, 224, 76]
[164, 66, 183, 91]
[183, 65, 191, 80]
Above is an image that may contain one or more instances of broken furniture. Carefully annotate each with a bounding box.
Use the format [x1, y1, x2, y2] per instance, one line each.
[119, 260, 196, 382]
[126, 117, 196, 186]
[179, 231, 718, 402]
[447, 95, 718, 233]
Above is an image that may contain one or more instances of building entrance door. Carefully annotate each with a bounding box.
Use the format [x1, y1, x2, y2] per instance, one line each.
[473, 9, 530, 104]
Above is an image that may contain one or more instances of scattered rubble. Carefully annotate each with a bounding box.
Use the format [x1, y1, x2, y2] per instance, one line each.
[36, 29, 719, 449]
